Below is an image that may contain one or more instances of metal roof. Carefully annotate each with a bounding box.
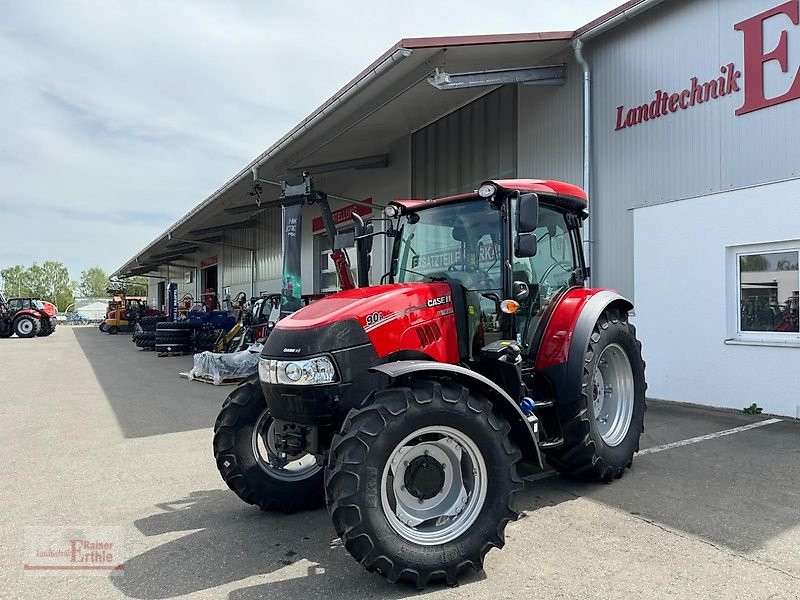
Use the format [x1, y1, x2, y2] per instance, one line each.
[113, 1, 660, 278]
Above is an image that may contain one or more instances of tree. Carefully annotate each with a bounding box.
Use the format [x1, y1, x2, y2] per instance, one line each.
[108, 275, 149, 297]
[79, 267, 109, 297]
[740, 254, 769, 272]
[0, 261, 75, 310]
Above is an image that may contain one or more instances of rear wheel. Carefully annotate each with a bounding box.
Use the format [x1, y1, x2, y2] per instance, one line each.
[99, 322, 107, 332]
[14, 315, 39, 338]
[544, 308, 646, 481]
[326, 379, 522, 588]
[213, 377, 324, 512]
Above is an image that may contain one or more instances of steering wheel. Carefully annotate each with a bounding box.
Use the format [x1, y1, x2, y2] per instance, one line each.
[538, 261, 573, 295]
[447, 261, 494, 288]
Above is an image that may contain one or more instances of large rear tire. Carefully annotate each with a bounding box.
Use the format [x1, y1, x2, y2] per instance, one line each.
[213, 377, 324, 512]
[13, 315, 39, 338]
[544, 308, 646, 481]
[326, 379, 522, 589]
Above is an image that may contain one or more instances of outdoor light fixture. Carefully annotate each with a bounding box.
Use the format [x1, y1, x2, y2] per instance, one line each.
[427, 65, 566, 90]
[478, 183, 497, 198]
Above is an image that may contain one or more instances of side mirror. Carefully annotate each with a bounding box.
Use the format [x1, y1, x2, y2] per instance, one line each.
[515, 192, 539, 258]
[516, 193, 539, 233]
[512, 280, 529, 302]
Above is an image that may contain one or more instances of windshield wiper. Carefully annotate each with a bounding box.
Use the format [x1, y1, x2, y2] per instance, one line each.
[398, 268, 448, 283]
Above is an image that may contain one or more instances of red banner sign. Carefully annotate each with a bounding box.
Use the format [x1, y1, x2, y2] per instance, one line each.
[312, 198, 373, 233]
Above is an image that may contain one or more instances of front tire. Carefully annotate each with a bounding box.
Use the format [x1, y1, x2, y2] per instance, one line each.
[545, 308, 646, 481]
[213, 377, 324, 512]
[326, 379, 522, 589]
[107, 325, 119, 335]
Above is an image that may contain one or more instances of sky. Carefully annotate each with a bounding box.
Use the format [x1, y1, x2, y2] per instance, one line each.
[0, 0, 621, 281]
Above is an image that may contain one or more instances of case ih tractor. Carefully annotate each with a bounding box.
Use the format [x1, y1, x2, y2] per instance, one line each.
[0, 293, 57, 338]
[214, 177, 646, 588]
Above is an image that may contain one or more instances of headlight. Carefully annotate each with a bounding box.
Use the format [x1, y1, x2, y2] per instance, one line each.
[258, 355, 339, 386]
[384, 204, 399, 218]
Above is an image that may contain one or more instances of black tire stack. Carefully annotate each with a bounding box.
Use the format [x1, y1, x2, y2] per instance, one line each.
[155, 321, 195, 355]
[192, 327, 219, 352]
[133, 316, 161, 350]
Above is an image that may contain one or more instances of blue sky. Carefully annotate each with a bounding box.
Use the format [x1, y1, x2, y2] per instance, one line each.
[0, 0, 620, 281]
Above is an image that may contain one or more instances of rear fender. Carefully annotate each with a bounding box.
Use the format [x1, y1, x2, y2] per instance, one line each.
[536, 289, 633, 408]
[370, 360, 542, 467]
[15, 309, 42, 319]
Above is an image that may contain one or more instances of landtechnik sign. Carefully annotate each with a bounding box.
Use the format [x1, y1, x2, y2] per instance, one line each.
[615, 0, 800, 131]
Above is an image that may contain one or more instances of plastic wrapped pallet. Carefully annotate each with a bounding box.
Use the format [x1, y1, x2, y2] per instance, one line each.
[188, 343, 263, 385]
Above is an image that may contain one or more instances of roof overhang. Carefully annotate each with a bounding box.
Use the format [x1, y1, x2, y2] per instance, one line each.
[112, 30, 574, 278]
[113, 1, 666, 279]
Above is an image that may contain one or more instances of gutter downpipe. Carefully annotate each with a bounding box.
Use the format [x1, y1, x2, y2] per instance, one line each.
[572, 38, 592, 285]
[573, 0, 668, 286]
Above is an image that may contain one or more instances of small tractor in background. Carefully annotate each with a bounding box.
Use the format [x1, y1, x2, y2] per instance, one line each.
[0, 293, 57, 338]
[213, 176, 647, 588]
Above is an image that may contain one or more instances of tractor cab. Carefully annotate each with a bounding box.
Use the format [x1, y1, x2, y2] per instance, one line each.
[388, 180, 588, 362]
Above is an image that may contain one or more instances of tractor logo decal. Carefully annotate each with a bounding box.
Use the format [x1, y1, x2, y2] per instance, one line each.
[426, 295, 451, 308]
[363, 303, 429, 332]
[365, 312, 385, 326]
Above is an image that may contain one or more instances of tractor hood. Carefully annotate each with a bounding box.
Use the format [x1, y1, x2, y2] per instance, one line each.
[277, 282, 453, 332]
[268, 282, 461, 363]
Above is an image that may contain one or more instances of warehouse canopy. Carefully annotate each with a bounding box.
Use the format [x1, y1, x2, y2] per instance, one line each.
[112, 30, 577, 277]
[114, 0, 655, 277]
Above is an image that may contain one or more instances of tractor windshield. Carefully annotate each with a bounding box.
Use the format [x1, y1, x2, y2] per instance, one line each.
[394, 199, 502, 293]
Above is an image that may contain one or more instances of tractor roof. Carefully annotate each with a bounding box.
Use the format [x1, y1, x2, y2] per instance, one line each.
[391, 179, 588, 214]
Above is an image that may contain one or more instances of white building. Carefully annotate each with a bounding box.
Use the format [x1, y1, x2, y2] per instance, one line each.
[114, 0, 800, 417]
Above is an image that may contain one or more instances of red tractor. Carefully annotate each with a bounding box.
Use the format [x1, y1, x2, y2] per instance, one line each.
[213, 178, 646, 588]
[0, 293, 57, 338]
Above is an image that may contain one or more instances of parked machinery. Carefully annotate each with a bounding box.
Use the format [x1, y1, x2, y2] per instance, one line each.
[0, 293, 56, 338]
[213, 176, 647, 588]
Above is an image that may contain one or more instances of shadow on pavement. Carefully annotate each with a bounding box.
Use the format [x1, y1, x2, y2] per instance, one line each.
[72, 327, 227, 438]
[113, 488, 502, 599]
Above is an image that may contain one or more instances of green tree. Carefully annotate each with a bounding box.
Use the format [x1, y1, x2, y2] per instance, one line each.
[0, 261, 75, 310]
[79, 267, 109, 297]
[0, 265, 31, 296]
[740, 255, 769, 272]
[108, 275, 148, 297]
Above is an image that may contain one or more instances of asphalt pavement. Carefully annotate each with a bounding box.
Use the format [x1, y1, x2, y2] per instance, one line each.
[0, 326, 797, 600]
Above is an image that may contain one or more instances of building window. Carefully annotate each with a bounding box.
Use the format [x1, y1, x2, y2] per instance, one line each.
[729, 242, 799, 344]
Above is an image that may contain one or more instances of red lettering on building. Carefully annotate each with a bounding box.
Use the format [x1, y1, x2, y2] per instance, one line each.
[735, 0, 800, 115]
[614, 65, 741, 131]
[614, 0, 800, 131]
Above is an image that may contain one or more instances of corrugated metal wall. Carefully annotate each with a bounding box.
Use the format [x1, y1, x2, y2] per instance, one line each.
[588, 0, 800, 297]
[517, 52, 583, 186]
[412, 86, 517, 198]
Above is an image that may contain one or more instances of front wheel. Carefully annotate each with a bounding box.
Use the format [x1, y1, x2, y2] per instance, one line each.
[326, 379, 522, 589]
[213, 377, 324, 512]
[545, 308, 646, 481]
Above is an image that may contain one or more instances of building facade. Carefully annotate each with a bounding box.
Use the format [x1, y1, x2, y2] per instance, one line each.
[116, 0, 800, 417]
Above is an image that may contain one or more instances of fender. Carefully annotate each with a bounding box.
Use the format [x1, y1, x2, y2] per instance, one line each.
[370, 360, 542, 467]
[537, 289, 633, 408]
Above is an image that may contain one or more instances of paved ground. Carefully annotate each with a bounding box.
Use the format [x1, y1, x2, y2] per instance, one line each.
[1, 326, 798, 600]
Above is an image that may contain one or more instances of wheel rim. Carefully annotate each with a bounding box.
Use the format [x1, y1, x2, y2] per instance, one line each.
[592, 343, 634, 447]
[380, 425, 487, 546]
[251, 410, 321, 482]
[17, 319, 33, 335]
